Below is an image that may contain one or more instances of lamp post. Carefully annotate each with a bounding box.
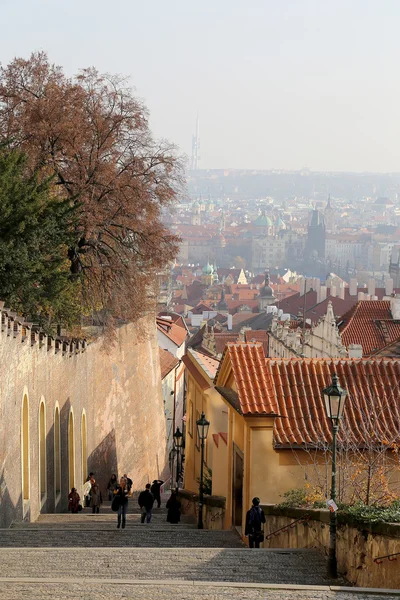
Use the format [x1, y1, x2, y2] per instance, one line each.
[322, 373, 347, 579]
[196, 412, 210, 529]
[173, 427, 183, 493]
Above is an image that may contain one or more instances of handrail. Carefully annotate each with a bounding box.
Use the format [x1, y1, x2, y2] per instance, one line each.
[374, 551, 400, 565]
[265, 514, 310, 540]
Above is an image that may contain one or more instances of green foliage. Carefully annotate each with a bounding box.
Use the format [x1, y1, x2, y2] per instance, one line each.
[340, 501, 400, 524]
[277, 488, 308, 508]
[0, 147, 81, 332]
[277, 487, 400, 524]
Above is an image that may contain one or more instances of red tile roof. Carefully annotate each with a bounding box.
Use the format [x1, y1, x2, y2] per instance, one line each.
[157, 317, 188, 347]
[190, 349, 220, 379]
[244, 330, 268, 356]
[214, 333, 239, 355]
[339, 301, 400, 356]
[222, 343, 278, 415]
[159, 348, 179, 379]
[216, 343, 400, 447]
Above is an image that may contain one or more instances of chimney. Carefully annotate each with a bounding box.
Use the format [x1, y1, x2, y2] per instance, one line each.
[300, 278, 305, 296]
[372, 295, 378, 301]
[348, 344, 363, 358]
[365, 294, 370, 301]
[227, 314, 233, 330]
[339, 285, 345, 300]
[368, 278, 376, 297]
[319, 286, 327, 303]
[349, 278, 358, 296]
[386, 278, 394, 296]
[358, 292, 365, 300]
[330, 286, 337, 298]
[390, 295, 400, 319]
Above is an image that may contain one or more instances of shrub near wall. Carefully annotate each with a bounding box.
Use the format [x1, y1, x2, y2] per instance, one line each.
[262, 505, 400, 590]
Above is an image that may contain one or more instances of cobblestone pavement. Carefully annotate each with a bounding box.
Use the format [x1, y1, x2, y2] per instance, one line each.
[0, 548, 341, 585]
[0, 582, 396, 600]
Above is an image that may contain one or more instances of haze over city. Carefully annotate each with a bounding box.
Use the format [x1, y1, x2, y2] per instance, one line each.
[1, 0, 400, 172]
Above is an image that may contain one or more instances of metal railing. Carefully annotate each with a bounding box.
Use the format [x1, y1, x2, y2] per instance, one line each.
[265, 514, 311, 540]
[374, 551, 400, 565]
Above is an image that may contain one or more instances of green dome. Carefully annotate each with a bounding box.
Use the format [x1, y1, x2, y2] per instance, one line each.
[275, 217, 286, 230]
[202, 261, 214, 275]
[253, 210, 273, 228]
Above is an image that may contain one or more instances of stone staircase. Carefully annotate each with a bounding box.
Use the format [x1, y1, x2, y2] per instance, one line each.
[0, 495, 396, 599]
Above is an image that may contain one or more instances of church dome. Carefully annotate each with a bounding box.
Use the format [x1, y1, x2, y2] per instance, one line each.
[253, 210, 273, 228]
[260, 272, 274, 297]
[275, 217, 286, 230]
[202, 261, 214, 275]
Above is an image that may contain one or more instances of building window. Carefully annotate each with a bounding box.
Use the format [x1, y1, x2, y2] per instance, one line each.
[68, 411, 75, 490]
[81, 411, 87, 484]
[21, 394, 30, 501]
[195, 410, 200, 450]
[39, 400, 46, 501]
[54, 405, 61, 498]
[188, 400, 194, 437]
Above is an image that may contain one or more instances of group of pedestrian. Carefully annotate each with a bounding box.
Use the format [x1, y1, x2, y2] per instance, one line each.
[69, 473, 264, 547]
[67, 470, 185, 532]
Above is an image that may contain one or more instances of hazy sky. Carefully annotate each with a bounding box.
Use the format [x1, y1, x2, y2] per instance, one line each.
[1, 0, 399, 172]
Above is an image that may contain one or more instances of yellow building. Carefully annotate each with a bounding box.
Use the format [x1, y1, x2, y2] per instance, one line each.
[183, 343, 400, 535]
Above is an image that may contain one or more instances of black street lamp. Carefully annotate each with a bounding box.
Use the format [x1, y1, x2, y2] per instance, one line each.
[173, 427, 183, 492]
[196, 412, 210, 529]
[322, 373, 347, 579]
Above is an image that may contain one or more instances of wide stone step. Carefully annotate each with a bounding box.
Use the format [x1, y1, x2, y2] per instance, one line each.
[0, 547, 343, 586]
[0, 528, 243, 548]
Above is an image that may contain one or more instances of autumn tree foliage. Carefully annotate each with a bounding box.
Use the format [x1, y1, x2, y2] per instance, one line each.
[0, 52, 183, 329]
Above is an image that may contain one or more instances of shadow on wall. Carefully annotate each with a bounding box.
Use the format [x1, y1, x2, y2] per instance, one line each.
[88, 429, 118, 497]
[0, 468, 25, 528]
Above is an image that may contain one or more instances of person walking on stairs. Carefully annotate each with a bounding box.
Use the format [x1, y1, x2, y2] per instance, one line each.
[138, 483, 154, 523]
[114, 477, 129, 529]
[151, 479, 164, 508]
[166, 491, 181, 524]
[245, 497, 266, 549]
[90, 482, 102, 514]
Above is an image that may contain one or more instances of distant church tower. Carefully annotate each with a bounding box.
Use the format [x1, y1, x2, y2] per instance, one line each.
[190, 113, 200, 171]
[306, 208, 326, 260]
[324, 195, 335, 233]
[258, 271, 276, 311]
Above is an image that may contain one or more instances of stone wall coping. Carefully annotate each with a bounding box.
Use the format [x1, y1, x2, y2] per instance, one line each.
[0, 305, 87, 358]
[179, 489, 226, 509]
[262, 503, 400, 537]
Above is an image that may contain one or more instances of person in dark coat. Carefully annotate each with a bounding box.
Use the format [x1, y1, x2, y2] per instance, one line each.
[107, 474, 118, 501]
[245, 497, 266, 549]
[114, 477, 129, 529]
[90, 483, 102, 514]
[166, 492, 181, 524]
[150, 479, 164, 508]
[68, 488, 81, 513]
[138, 483, 154, 523]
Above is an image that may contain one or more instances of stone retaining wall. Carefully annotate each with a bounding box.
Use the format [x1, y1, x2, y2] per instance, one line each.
[262, 505, 400, 589]
[178, 489, 226, 530]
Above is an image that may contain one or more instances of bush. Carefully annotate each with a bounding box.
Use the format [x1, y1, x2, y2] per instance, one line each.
[277, 490, 400, 524]
[278, 487, 326, 509]
[278, 488, 308, 508]
[341, 501, 400, 524]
